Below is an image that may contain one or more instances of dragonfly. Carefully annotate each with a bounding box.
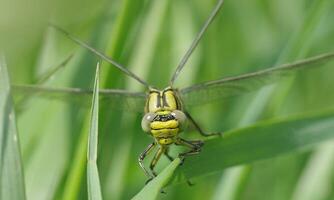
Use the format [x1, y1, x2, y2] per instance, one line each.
[12, 0, 334, 183]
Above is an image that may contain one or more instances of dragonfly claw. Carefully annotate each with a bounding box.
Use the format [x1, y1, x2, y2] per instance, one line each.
[145, 177, 154, 185]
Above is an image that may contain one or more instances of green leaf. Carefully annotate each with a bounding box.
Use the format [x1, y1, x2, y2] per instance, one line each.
[172, 108, 334, 182]
[0, 54, 26, 200]
[132, 158, 181, 200]
[87, 62, 102, 200]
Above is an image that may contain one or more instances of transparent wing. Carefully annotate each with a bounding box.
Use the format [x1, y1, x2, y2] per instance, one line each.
[12, 84, 147, 113]
[180, 52, 334, 106]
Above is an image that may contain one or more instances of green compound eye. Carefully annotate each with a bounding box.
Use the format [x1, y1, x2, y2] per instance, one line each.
[141, 112, 157, 132]
[171, 110, 187, 130]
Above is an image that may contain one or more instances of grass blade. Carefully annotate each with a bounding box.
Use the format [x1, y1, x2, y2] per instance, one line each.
[87, 63, 102, 200]
[291, 141, 334, 200]
[132, 158, 181, 200]
[172, 108, 334, 182]
[0, 54, 26, 200]
[212, 166, 251, 200]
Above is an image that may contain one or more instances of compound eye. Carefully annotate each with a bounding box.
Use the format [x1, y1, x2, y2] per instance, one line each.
[171, 110, 187, 130]
[141, 112, 157, 132]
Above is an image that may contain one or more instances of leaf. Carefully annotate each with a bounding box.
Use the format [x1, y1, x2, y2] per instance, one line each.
[87, 63, 103, 200]
[132, 158, 181, 200]
[171, 108, 334, 182]
[0, 54, 26, 200]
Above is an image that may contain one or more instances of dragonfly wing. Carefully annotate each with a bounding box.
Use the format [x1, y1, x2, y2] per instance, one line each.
[12, 84, 147, 113]
[180, 52, 334, 106]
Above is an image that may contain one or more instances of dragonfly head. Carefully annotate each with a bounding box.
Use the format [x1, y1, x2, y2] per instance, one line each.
[141, 110, 187, 143]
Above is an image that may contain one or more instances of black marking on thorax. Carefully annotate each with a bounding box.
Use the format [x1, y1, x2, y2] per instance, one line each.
[149, 89, 174, 108]
[146, 88, 182, 112]
[162, 89, 173, 107]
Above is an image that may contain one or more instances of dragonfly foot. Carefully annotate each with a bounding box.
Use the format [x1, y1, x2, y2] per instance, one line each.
[145, 177, 154, 185]
[187, 179, 195, 186]
[179, 156, 186, 166]
[215, 132, 223, 137]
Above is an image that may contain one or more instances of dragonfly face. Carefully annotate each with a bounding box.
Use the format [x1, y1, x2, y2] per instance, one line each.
[142, 87, 187, 145]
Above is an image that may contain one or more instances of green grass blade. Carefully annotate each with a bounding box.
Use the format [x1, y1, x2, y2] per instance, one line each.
[132, 158, 181, 200]
[87, 63, 102, 200]
[0, 54, 26, 200]
[172, 108, 334, 182]
[291, 141, 334, 200]
[62, 117, 88, 200]
[212, 166, 251, 200]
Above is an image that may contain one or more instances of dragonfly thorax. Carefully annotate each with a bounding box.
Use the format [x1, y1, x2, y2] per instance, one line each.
[142, 87, 186, 145]
[145, 87, 182, 113]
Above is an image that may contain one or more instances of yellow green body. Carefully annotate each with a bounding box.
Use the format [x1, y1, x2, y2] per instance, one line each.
[140, 87, 207, 182]
[143, 87, 184, 145]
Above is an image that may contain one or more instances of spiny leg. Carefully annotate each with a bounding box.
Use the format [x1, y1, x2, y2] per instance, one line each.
[187, 139, 204, 147]
[138, 142, 156, 181]
[147, 146, 167, 194]
[164, 147, 174, 162]
[185, 111, 222, 137]
[176, 137, 203, 186]
[149, 146, 166, 178]
[176, 137, 203, 165]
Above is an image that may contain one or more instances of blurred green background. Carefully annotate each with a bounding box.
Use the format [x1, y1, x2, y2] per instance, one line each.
[1, 0, 334, 199]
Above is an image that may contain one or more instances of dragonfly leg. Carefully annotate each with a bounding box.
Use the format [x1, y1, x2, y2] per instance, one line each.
[149, 146, 166, 177]
[185, 111, 222, 137]
[139, 142, 156, 183]
[176, 137, 203, 164]
[150, 146, 168, 194]
[164, 147, 174, 162]
[145, 145, 167, 189]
